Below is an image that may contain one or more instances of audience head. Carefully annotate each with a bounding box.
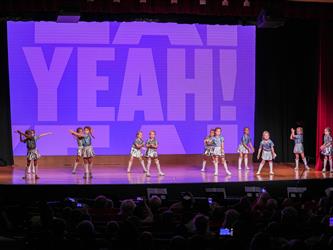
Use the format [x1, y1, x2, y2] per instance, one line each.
[149, 195, 162, 212]
[193, 214, 209, 235]
[77, 220, 95, 239]
[120, 199, 136, 217]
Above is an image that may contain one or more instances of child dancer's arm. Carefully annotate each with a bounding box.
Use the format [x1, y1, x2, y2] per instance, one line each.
[271, 146, 277, 159]
[221, 141, 224, 153]
[38, 132, 53, 138]
[69, 130, 82, 138]
[16, 130, 28, 142]
[249, 142, 255, 152]
[135, 142, 143, 149]
[257, 146, 262, 160]
[321, 138, 332, 150]
[290, 128, 295, 140]
[16, 130, 28, 137]
[89, 129, 95, 139]
[243, 141, 250, 152]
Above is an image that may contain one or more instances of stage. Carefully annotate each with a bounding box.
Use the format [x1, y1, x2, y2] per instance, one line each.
[0, 163, 330, 185]
[0, 156, 332, 204]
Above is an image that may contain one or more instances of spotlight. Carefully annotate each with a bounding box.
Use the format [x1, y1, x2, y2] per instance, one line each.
[222, 0, 229, 6]
[171, 0, 178, 3]
[199, 0, 207, 5]
[243, 0, 250, 7]
[139, 0, 147, 3]
[113, 0, 120, 3]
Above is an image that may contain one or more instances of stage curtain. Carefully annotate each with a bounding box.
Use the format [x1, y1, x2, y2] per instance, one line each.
[0, 21, 14, 166]
[315, 21, 333, 170]
[255, 20, 318, 163]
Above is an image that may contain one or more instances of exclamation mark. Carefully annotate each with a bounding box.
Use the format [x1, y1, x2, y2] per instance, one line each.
[219, 49, 237, 121]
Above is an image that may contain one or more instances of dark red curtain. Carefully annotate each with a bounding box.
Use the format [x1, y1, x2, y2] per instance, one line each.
[315, 21, 333, 170]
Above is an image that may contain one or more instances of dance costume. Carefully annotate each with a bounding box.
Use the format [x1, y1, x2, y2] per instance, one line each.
[203, 136, 214, 156]
[25, 136, 41, 161]
[145, 138, 164, 176]
[237, 134, 252, 170]
[212, 136, 225, 157]
[127, 137, 147, 173]
[130, 138, 144, 158]
[259, 139, 275, 160]
[293, 134, 304, 154]
[211, 135, 231, 176]
[321, 134, 332, 172]
[237, 135, 252, 154]
[82, 135, 95, 158]
[145, 139, 158, 158]
[257, 139, 275, 175]
[72, 137, 84, 174]
[201, 135, 214, 172]
[321, 135, 332, 156]
[77, 137, 84, 157]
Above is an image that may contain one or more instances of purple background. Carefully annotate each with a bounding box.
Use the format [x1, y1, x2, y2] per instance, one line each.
[7, 21, 255, 156]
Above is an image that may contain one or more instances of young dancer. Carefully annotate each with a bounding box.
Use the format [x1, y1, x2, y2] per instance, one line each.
[320, 127, 332, 172]
[201, 129, 215, 172]
[71, 127, 84, 174]
[127, 131, 147, 173]
[212, 127, 231, 176]
[70, 126, 95, 178]
[16, 129, 52, 179]
[256, 131, 276, 175]
[290, 127, 309, 170]
[145, 130, 164, 177]
[237, 127, 255, 170]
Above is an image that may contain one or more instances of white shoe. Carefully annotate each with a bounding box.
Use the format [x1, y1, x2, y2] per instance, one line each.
[146, 172, 151, 177]
[200, 168, 205, 172]
[238, 167, 242, 170]
[214, 172, 218, 176]
[322, 168, 327, 172]
[269, 171, 274, 175]
[127, 169, 131, 173]
[226, 170, 232, 175]
[305, 165, 310, 170]
[245, 166, 250, 170]
[294, 167, 299, 171]
[158, 172, 165, 176]
[256, 172, 260, 175]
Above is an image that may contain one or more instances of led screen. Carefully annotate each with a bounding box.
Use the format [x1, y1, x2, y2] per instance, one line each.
[7, 21, 255, 156]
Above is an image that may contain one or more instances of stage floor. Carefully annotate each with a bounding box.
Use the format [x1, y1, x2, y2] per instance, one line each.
[0, 163, 331, 185]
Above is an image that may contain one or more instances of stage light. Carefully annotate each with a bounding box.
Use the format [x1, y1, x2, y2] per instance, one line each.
[147, 188, 168, 200]
[171, 0, 178, 4]
[113, 0, 120, 3]
[222, 0, 229, 6]
[243, 0, 250, 7]
[245, 186, 266, 198]
[140, 0, 147, 3]
[200, 0, 207, 5]
[287, 187, 307, 199]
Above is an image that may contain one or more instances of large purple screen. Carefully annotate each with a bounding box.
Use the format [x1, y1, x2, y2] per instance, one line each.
[7, 21, 255, 156]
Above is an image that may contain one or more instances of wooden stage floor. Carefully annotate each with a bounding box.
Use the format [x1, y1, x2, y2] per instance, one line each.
[0, 163, 331, 185]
